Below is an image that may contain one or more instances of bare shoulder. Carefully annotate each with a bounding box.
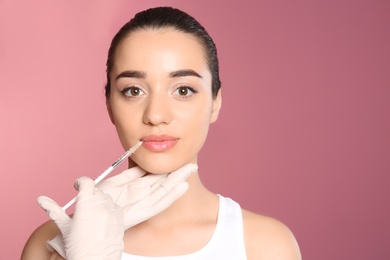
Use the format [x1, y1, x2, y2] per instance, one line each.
[242, 209, 301, 260]
[21, 219, 62, 260]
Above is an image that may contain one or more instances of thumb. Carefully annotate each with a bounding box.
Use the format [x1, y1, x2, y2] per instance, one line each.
[37, 196, 71, 227]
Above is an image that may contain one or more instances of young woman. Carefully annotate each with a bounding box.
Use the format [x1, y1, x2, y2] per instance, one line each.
[22, 7, 301, 260]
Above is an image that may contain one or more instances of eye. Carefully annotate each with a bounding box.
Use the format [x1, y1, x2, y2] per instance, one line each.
[173, 86, 197, 98]
[121, 86, 145, 97]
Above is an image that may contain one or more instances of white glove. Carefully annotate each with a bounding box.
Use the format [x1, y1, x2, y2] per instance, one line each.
[40, 163, 197, 259]
[100, 163, 197, 229]
[38, 177, 124, 260]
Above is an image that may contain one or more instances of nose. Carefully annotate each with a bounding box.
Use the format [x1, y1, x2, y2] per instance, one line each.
[142, 93, 173, 126]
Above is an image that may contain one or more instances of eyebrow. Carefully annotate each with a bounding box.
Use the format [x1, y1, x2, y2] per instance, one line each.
[115, 69, 202, 81]
[169, 69, 202, 78]
[115, 70, 146, 80]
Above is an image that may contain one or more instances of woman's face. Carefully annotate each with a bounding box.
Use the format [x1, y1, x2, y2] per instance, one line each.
[107, 28, 221, 174]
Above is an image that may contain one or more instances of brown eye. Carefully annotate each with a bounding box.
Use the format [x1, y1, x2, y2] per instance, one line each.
[178, 87, 189, 96]
[174, 86, 197, 97]
[122, 87, 145, 97]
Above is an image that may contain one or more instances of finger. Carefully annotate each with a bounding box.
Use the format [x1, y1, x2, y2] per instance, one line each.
[154, 182, 189, 210]
[121, 166, 147, 181]
[160, 163, 197, 190]
[93, 186, 109, 202]
[123, 182, 189, 228]
[95, 187, 118, 209]
[149, 180, 189, 205]
[172, 163, 198, 178]
[137, 173, 167, 189]
[145, 164, 196, 203]
[37, 196, 71, 223]
[146, 164, 196, 192]
[97, 166, 146, 190]
[150, 175, 167, 191]
[76, 177, 96, 199]
[107, 174, 167, 207]
[117, 174, 167, 204]
[47, 235, 66, 259]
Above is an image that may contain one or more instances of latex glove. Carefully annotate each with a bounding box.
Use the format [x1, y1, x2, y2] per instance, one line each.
[38, 177, 124, 260]
[98, 163, 197, 228]
[42, 163, 197, 258]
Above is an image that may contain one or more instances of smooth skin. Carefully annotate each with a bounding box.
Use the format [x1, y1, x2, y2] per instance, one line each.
[22, 28, 301, 260]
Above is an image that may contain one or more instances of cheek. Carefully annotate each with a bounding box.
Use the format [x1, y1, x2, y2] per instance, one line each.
[178, 100, 213, 146]
[111, 104, 142, 148]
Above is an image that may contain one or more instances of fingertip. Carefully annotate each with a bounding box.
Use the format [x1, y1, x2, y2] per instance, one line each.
[76, 177, 96, 197]
[149, 182, 189, 211]
[37, 196, 68, 221]
[37, 195, 51, 209]
[175, 182, 189, 196]
[77, 177, 94, 187]
[74, 176, 92, 190]
[182, 163, 198, 174]
[169, 163, 198, 182]
[37, 195, 59, 208]
[190, 163, 198, 172]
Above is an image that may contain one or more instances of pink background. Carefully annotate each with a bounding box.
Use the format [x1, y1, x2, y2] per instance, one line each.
[1, 0, 389, 259]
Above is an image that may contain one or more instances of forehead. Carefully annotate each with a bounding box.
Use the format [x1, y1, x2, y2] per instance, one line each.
[113, 28, 209, 76]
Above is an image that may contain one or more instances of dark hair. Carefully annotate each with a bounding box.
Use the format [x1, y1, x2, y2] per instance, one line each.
[104, 6, 221, 99]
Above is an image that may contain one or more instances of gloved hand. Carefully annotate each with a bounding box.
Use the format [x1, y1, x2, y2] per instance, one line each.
[38, 177, 124, 260]
[99, 163, 197, 229]
[40, 163, 197, 259]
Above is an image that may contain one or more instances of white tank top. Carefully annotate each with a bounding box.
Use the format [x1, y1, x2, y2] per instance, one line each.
[121, 195, 247, 260]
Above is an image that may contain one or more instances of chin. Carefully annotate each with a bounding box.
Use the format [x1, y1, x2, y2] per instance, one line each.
[138, 162, 183, 175]
[130, 152, 196, 175]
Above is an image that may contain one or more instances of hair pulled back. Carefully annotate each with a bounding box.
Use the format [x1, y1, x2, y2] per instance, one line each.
[104, 6, 221, 99]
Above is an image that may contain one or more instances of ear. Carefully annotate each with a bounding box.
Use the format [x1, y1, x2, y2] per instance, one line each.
[210, 89, 222, 123]
[106, 99, 115, 125]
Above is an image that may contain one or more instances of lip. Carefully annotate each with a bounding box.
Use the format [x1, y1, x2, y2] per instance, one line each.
[141, 134, 179, 152]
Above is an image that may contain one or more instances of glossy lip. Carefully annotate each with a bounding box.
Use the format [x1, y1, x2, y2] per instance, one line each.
[141, 134, 179, 152]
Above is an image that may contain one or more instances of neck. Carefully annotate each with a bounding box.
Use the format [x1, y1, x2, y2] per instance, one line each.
[142, 171, 218, 228]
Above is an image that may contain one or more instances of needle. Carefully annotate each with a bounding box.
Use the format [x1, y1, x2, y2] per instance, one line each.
[62, 141, 143, 211]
